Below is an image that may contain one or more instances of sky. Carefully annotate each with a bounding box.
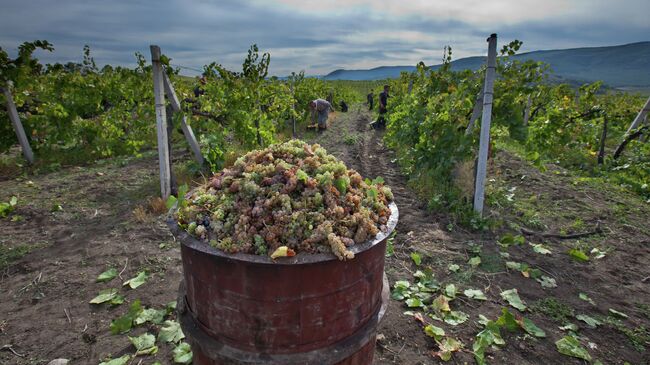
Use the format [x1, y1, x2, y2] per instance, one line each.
[0, 0, 648, 76]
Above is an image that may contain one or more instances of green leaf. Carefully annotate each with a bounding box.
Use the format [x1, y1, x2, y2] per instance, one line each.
[128, 333, 158, 356]
[123, 271, 148, 289]
[110, 295, 125, 306]
[9, 196, 17, 206]
[172, 342, 193, 364]
[96, 268, 117, 283]
[568, 248, 589, 262]
[444, 283, 457, 299]
[496, 308, 519, 332]
[536, 276, 557, 288]
[166, 195, 178, 209]
[431, 295, 451, 313]
[468, 256, 481, 268]
[424, 324, 445, 340]
[448, 264, 460, 273]
[110, 300, 143, 334]
[463, 289, 487, 300]
[444, 310, 469, 326]
[159, 320, 185, 343]
[296, 169, 309, 182]
[334, 177, 349, 194]
[372, 176, 385, 185]
[590, 247, 606, 259]
[410, 252, 422, 266]
[99, 355, 131, 365]
[505, 261, 521, 270]
[532, 244, 552, 255]
[434, 337, 463, 361]
[135, 307, 166, 325]
[559, 323, 579, 332]
[555, 335, 592, 361]
[89, 288, 118, 304]
[608, 308, 628, 318]
[391, 280, 411, 300]
[406, 298, 423, 308]
[519, 317, 546, 337]
[578, 293, 595, 305]
[576, 314, 601, 328]
[500, 289, 527, 311]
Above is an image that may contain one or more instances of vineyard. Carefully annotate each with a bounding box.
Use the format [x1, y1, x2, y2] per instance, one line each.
[1, 36, 649, 365]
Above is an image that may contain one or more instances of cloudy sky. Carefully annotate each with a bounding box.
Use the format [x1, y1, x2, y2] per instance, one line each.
[1, 0, 648, 76]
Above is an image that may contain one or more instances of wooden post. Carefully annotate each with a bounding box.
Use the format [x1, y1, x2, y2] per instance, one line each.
[150, 45, 171, 200]
[624, 96, 650, 136]
[465, 89, 484, 135]
[597, 114, 608, 164]
[614, 96, 650, 158]
[2, 85, 34, 164]
[473, 34, 498, 216]
[162, 72, 205, 166]
[523, 94, 532, 126]
[290, 83, 296, 138]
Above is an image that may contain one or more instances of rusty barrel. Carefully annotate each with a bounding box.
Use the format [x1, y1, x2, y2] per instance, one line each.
[168, 202, 398, 365]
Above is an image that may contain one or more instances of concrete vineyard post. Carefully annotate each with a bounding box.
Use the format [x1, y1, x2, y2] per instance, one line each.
[465, 89, 484, 135]
[162, 71, 205, 166]
[523, 94, 532, 126]
[150, 45, 172, 200]
[624, 96, 650, 136]
[290, 83, 296, 138]
[473, 34, 498, 216]
[407, 79, 413, 94]
[2, 86, 34, 164]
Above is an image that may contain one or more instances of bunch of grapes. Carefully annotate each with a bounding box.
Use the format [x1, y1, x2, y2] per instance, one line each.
[175, 140, 393, 261]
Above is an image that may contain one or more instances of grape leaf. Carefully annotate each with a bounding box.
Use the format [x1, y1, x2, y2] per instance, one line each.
[433, 337, 463, 361]
[128, 333, 158, 356]
[172, 342, 193, 364]
[96, 268, 117, 283]
[410, 252, 421, 266]
[444, 284, 457, 299]
[518, 317, 546, 337]
[568, 249, 589, 262]
[532, 244, 552, 255]
[123, 271, 148, 289]
[556, 335, 591, 361]
[431, 295, 451, 313]
[135, 307, 166, 325]
[463, 289, 487, 300]
[468, 256, 481, 268]
[444, 311, 469, 326]
[496, 308, 519, 332]
[576, 314, 601, 328]
[110, 300, 143, 334]
[424, 324, 445, 340]
[500, 289, 527, 311]
[159, 320, 185, 343]
[406, 298, 423, 308]
[578, 293, 595, 305]
[448, 264, 460, 272]
[89, 288, 118, 304]
[99, 355, 131, 365]
[536, 276, 557, 288]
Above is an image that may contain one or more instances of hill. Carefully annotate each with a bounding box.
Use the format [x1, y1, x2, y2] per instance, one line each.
[322, 42, 650, 88]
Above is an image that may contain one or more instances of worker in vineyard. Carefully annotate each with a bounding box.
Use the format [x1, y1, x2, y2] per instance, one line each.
[372, 85, 389, 129]
[367, 91, 374, 110]
[193, 75, 207, 98]
[309, 98, 332, 132]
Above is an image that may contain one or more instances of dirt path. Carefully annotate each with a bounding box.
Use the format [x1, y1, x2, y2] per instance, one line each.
[312, 105, 650, 365]
[0, 105, 648, 364]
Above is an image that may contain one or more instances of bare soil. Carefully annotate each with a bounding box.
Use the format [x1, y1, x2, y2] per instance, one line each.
[0, 105, 648, 364]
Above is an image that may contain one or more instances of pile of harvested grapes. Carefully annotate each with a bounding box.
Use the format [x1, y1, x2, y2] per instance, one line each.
[175, 140, 393, 260]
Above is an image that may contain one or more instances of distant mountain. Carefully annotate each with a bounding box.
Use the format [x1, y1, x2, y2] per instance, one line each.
[322, 42, 650, 88]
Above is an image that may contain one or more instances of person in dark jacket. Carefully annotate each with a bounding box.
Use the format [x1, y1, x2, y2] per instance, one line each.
[367, 91, 374, 110]
[372, 85, 389, 129]
[193, 76, 207, 98]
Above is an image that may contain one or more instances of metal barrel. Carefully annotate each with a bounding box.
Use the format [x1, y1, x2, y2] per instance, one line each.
[168, 203, 398, 365]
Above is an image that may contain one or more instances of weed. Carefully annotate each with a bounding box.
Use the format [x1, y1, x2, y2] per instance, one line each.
[602, 316, 649, 352]
[0, 244, 42, 270]
[530, 297, 575, 323]
[343, 133, 359, 145]
[148, 197, 168, 214]
[133, 206, 149, 223]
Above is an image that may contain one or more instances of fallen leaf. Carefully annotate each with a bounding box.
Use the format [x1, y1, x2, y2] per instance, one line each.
[500, 289, 527, 311]
[89, 288, 119, 304]
[532, 244, 552, 255]
[444, 284, 457, 299]
[123, 271, 148, 289]
[270, 246, 296, 259]
[433, 337, 463, 361]
[411, 252, 422, 266]
[536, 276, 557, 288]
[576, 314, 601, 328]
[99, 355, 131, 365]
[431, 295, 451, 313]
[448, 264, 460, 273]
[578, 293, 596, 306]
[444, 311, 469, 326]
[463, 289, 487, 300]
[172, 342, 193, 364]
[128, 333, 158, 356]
[159, 320, 185, 343]
[96, 268, 117, 283]
[568, 249, 589, 262]
[468, 256, 481, 268]
[424, 324, 445, 340]
[518, 317, 546, 337]
[556, 335, 591, 361]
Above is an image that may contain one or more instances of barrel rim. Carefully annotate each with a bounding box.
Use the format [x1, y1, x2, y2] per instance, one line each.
[167, 201, 398, 265]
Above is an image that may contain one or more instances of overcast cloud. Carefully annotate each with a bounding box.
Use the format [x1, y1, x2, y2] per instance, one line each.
[0, 0, 648, 76]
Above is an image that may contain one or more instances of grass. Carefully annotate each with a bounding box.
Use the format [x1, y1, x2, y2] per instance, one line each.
[530, 297, 575, 324]
[0, 243, 42, 270]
